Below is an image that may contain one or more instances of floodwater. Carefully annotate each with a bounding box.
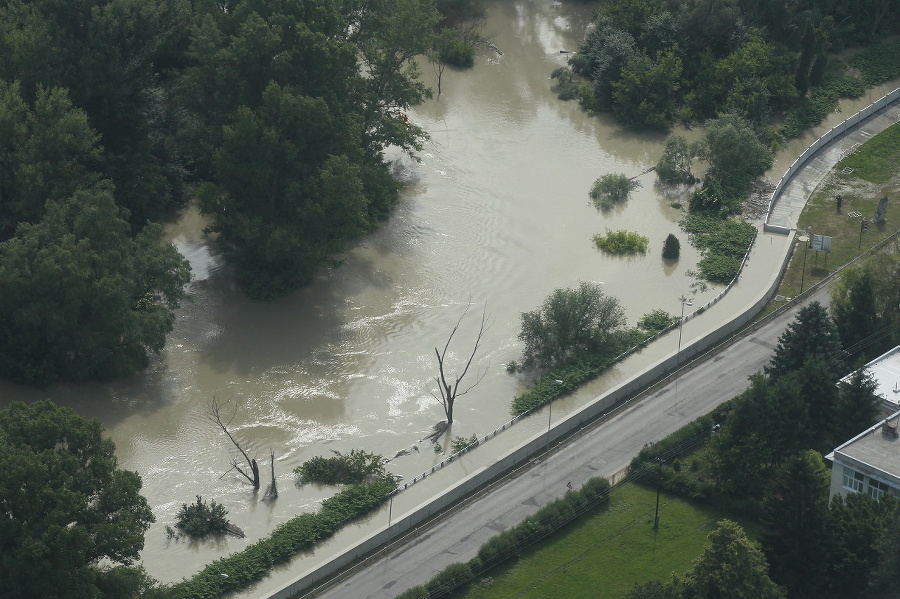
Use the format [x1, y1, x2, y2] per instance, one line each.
[1, 0, 896, 588]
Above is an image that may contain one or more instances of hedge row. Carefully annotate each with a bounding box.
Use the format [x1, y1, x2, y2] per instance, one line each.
[158, 477, 396, 599]
[394, 476, 612, 599]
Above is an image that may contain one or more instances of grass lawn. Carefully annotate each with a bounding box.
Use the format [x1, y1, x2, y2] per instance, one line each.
[454, 483, 743, 599]
[769, 122, 900, 305]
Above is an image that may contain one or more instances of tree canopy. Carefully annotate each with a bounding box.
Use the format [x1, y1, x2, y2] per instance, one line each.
[765, 301, 844, 379]
[518, 281, 626, 370]
[0, 187, 191, 386]
[0, 400, 155, 599]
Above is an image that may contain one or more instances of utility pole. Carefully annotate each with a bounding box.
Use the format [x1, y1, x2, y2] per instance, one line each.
[798, 235, 809, 293]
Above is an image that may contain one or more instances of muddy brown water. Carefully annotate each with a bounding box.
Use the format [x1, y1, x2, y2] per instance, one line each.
[1, 0, 897, 587]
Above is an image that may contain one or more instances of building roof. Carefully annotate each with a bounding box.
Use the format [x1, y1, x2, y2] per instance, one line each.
[838, 346, 900, 408]
[826, 409, 900, 487]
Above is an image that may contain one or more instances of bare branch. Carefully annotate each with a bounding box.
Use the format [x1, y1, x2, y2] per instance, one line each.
[210, 398, 260, 489]
[429, 303, 490, 424]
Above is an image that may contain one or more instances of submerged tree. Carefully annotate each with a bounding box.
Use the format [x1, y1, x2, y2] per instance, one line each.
[590, 172, 640, 210]
[429, 303, 488, 426]
[519, 281, 626, 370]
[0, 186, 191, 386]
[656, 135, 697, 185]
[210, 399, 261, 490]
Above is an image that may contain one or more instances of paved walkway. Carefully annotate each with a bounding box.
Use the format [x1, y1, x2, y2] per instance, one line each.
[767, 97, 900, 231]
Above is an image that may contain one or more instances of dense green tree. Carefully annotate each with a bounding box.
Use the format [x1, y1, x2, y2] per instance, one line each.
[760, 450, 832, 598]
[570, 19, 638, 110]
[711, 374, 809, 499]
[870, 497, 900, 595]
[831, 266, 891, 359]
[765, 301, 844, 379]
[662, 233, 681, 259]
[201, 82, 370, 298]
[0, 0, 194, 226]
[0, 186, 191, 386]
[794, 356, 841, 453]
[696, 113, 773, 200]
[827, 492, 893, 598]
[656, 135, 697, 184]
[612, 49, 683, 131]
[626, 577, 684, 599]
[0, 80, 102, 239]
[0, 400, 155, 599]
[834, 366, 881, 445]
[682, 520, 785, 599]
[518, 281, 626, 370]
[687, 34, 795, 122]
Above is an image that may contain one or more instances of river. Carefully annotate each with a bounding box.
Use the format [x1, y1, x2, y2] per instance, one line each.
[0, 0, 896, 588]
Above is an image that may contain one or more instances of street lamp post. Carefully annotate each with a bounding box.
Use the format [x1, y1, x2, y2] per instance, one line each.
[676, 296, 693, 368]
[798, 235, 809, 293]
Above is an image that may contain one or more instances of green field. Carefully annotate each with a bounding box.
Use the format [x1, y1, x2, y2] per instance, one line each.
[454, 484, 743, 599]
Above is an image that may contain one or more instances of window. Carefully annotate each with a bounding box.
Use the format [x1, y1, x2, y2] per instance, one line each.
[868, 479, 891, 500]
[843, 467, 864, 493]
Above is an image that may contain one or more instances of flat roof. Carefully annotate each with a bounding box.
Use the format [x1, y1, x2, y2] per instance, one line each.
[827, 409, 900, 485]
[839, 346, 900, 407]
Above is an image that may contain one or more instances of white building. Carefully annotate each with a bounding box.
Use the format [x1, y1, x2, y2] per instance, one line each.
[825, 410, 900, 500]
[838, 346, 900, 415]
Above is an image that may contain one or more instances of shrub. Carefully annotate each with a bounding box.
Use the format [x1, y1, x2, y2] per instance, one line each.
[175, 496, 230, 539]
[294, 449, 386, 485]
[593, 229, 649, 255]
[590, 173, 639, 210]
[451, 434, 478, 453]
[662, 233, 680, 259]
[680, 214, 756, 284]
[426, 562, 474, 596]
[551, 67, 581, 101]
[637, 309, 677, 334]
[437, 36, 475, 68]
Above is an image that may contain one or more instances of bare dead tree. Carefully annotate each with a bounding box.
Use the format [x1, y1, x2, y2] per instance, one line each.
[262, 448, 278, 501]
[429, 303, 489, 427]
[210, 398, 260, 490]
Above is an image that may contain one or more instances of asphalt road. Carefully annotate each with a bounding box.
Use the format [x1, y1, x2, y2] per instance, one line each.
[304, 285, 833, 598]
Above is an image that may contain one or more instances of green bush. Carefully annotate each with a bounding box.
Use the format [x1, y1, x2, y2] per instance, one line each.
[680, 214, 755, 284]
[590, 173, 639, 210]
[662, 233, 680, 259]
[593, 229, 649, 255]
[848, 38, 900, 85]
[426, 562, 474, 596]
[438, 36, 475, 68]
[551, 67, 581, 101]
[294, 449, 386, 485]
[175, 496, 230, 539]
[451, 434, 478, 453]
[637, 309, 677, 334]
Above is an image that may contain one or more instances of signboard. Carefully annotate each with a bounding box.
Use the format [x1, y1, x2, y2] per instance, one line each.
[811, 234, 832, 253]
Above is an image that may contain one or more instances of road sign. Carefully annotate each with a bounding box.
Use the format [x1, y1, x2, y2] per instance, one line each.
[811, 234, 832, 252]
